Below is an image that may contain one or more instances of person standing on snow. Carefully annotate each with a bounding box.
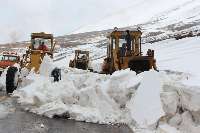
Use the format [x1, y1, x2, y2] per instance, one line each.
[51, 68, 61, 82]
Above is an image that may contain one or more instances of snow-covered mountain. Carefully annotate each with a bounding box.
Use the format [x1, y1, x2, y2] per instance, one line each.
[54, 0, 200, 50]
[74, 0, 200, 33]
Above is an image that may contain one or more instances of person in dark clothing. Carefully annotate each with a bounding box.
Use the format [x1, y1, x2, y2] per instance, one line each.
[125, 30, 131, 51]
[51, 68, 61, 82]
[121, 43, 127, 56]
[38, 42, 48, 51]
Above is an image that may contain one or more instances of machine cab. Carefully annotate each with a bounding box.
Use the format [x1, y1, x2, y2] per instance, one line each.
[31, 32, 55, 53]
[75, 50, 89, 61]
[107, 30, 142, 59]
[21, 32, 55, 72]
[1, 52, 20, 62]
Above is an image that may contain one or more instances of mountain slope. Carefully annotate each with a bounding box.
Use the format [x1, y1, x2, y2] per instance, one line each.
[74, 0, 199, 33]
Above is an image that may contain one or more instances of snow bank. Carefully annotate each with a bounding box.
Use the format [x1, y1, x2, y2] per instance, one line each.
[161, 91, 179, 115]
[13, 69, 137, 124]
[158, 124, 181, 133]
[0, 68, 7, 90]
[39, 55, 55, 77]
[10, 70, 150, 125]
[12, 67, 200, 133]
[179, 111, 200, 133]
[127, 71, 165, 128]
[90, 59, 103, 72]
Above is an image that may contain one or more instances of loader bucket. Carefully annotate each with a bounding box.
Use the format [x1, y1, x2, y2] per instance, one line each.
[76, 61, 88, 70]
[128, 59, 151, 73]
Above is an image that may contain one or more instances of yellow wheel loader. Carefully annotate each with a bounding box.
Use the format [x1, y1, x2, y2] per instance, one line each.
[101, 29, 158, 74]
[20, 32, 55, 72]
[6, 32, 61, 94]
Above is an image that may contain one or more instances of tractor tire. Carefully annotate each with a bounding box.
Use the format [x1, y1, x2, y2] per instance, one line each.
[6, 67, 19, 94]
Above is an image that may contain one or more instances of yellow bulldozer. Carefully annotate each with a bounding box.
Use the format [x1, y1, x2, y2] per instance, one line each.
[21, 32, 55, 72]
[101, 29, 157, 74]
[6, 32, 60, 94]
[69, 50, 90, 70]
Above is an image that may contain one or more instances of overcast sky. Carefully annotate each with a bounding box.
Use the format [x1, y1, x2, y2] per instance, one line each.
[0, 0, 134, 44]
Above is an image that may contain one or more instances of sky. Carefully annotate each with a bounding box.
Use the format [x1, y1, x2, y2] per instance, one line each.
[0, 0, 192, 44]
[0, 0, 134, 44]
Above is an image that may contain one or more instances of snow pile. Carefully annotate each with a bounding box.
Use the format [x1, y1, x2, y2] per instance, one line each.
[0, 68, 7, 90]
[160, 91, 179, 115]
[127, 71, 164, 128]
[39, 55, 55, 77]
[158, 124, 181, 133]
[157, 71, 200, 133]
[13, 68, 167, 128]
[178, 111, 200, 133]
[90, 59, 103, 72]
[12, 67, 200, 133]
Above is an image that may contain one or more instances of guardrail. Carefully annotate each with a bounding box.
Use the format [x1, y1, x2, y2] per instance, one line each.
[53, 51, 68, 62]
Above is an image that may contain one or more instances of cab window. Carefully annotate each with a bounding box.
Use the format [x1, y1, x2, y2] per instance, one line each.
[32, 38, 51, 50]
[4, 56, 9, 60]
[9, 56, 17, 61]
[0, 55, 3, 61]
